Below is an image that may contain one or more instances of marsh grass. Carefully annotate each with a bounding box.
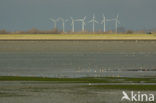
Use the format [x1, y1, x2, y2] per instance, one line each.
[86, 85, 156, 91]
[0, 76, 155, 83]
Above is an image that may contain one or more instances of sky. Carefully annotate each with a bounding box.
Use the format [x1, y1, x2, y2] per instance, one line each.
[0, 0, 156, 31]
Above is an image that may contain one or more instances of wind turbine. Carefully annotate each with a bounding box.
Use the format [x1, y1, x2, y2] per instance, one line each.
[101, 14, 106, 32]
[76, 16, 86, 32]
[57, 17, 68, 32]
[49, 18, 58, 29]
[70, 17, 76, 32]
[101, 15, 114, 32]
[89, 14, 99, 32]
[112, 14, 120, 33]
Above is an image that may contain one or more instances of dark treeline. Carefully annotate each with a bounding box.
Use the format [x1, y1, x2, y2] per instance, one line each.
[0, 28, 60, 34]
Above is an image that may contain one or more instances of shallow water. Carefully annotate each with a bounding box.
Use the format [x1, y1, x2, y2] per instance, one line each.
[0, 40, 156, 77]
[0, 53, 156, 77]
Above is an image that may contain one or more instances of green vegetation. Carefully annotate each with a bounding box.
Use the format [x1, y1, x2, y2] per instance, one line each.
[0, 76, 155, 83]
[86, 85, 156, 91]
[0, 76, 156, 90]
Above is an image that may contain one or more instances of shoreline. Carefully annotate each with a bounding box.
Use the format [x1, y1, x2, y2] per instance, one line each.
[1, 39, 156, 41]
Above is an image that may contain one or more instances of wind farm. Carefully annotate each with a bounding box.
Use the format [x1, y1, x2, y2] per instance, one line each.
[0, 14, 155, 41]
[48, 14, 120, 33]
[1, 14, 155, 37]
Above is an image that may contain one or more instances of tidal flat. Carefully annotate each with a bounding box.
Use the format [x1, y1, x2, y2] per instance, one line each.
[0, 40, 156, 103]
[0, 80, 156, 103]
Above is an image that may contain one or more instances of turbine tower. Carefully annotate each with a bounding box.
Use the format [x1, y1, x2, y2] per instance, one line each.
[70, 17, 75, 32]
[76, 16, 86, 32]
[89, 14, 98, 32]
[49, 18, 58, 29]
[57, 17, 68, 32]
[101, 14, 114, 32]
[112, 14, 120, 33]
[101, 14, 106, 32]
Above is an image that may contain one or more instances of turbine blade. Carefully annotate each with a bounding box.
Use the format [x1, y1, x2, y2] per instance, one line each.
[84, 16, 86, 20]
[95, 20, 99, 24]
[49, 18, 56, 22]
[88, 20, 93, 23]
[76, 19, 82, 21]
[65, 19, 68, 22]
[56, 18, 60, 21]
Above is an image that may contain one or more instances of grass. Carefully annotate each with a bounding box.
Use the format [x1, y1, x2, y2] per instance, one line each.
[0, 76, 156, 90]
[0, 34, 156, 40]
[0, 76, 155, 83]
[86, 85, 156, 91]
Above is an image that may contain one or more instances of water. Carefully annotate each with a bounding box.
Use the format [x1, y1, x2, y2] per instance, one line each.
[0, 40, 156, 103]
[0, 40, 156, 77]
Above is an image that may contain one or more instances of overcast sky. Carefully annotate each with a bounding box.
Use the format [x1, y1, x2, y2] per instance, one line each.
[0, 0, 156, 31]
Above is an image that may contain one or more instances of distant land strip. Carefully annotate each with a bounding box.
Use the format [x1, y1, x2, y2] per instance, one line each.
[0, 39, 156, 41]
[0, 34, 156, 41]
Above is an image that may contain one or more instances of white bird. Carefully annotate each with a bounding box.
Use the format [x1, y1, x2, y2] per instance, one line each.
[121, 91, 131, 101]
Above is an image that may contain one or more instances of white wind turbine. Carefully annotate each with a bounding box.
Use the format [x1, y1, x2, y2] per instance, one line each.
[89, 14, 99, 32]
[101, 14, 114, 32]
[101, 14, 106, 32]
[76, 16, 86, 32]
[70, 17, 76, 32]
[112, 14, 120, 33]
[49, 18, 58, 29]
[57, 17, 68, 32]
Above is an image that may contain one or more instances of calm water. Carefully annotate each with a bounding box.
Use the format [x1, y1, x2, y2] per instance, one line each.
[0, 40, 156, 77]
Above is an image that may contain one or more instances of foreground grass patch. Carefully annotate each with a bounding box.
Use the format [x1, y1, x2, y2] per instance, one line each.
[86, 85, 156, 91]
[0, 76, 155, 83]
